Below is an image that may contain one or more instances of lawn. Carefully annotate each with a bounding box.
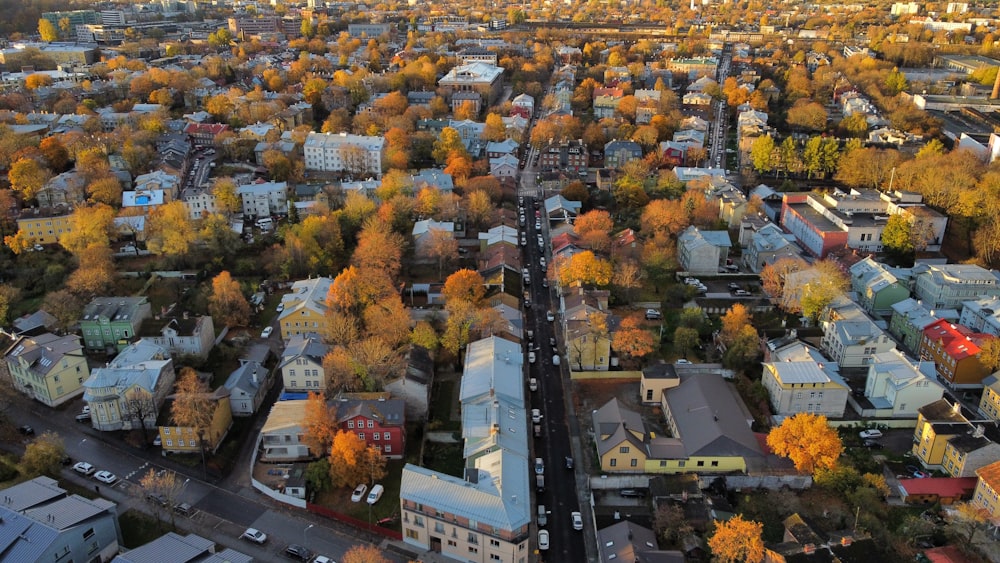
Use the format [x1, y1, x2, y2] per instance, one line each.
[429, 380, 459, 431]
[422, 442, 464, 478]
[313, 459, 407, 528]
[120, 510, 172, 548]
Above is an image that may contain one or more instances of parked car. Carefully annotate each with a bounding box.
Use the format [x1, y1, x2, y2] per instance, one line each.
[73, 462, 95, 476]
[276, 303, 284, 313]
[366, 484, 384, 505]
[531, 409, 542, 423]
[862, 440, 883, 449]
[572, 511, 583, 530]
[546, 311, 555, 322]
[528, 351, 536, 364]
[549, 337, 556, 346]
[351, 484, 368, 502]
[733, 289, 751, 297]
[728, 282, 741, 291]
[534, 458, 544, 475]
[313, 557, 335, 563]
[538, 529, 550, 550]
[619, 489, 646, 498]
[284, 544, 312, 561]
[146, 493, 168, 507]
[859, 429, 883, 439]
[240, 528, 268, 545]
[565, 456, 574, 470]
[153, 435, 161, 446]
[645, 309, 662, 320]
[261, 326, 274, 338]
[529, 378, 538, 392]
[174, 502, 193, 516]
[75, 413, 91, 423]
[17, 425, 34, 435]
[552, 354, 560, 366]
[94, 471, 117, 484]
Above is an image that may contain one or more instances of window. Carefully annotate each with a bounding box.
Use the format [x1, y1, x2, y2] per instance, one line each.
[290, 369, 295, 376]
[468, 547, 478, 554]
[435, 523, 445, 533]
[630, 459, 637, 467]
[711, 461, 719, 467]
[697, 460, 704, 467]
[448, 540, 457, 547]
[348, 421, 354, 428]
[83, 528, 95, 540]
[384, 432, 390, 440]
[374, 433, 380, 440]
[406, 529, 419, 539]
[490, 554, 501, 561]
[490, 539, 501, 547]
[291, 381, 297, 388]
[166, 440, 173, 447]
[368, 420, 375, 428]
[385, 445, 391, 452]
[619, 446, 630, 454]
[646, 389, 653, 401]
[678, 461, 685, 467]
[358, 433, 365, 440]
[468, 533, 478, 545]
[610, 459, 617, 467]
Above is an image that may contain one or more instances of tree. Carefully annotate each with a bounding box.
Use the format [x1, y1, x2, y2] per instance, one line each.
[39, 137, 69, 171]
[719, 303, 751, 347]
[341, 544, 391, 563]
[411, 321, 439, 354]
[146, 201, 197, 258]
[21, 431, 65, 477]
[209, 271, 251, 327]
[760, 257, 805, 304]
[171, 367, 214, 476]
[327, 430, 387, 488]
[421, 228, 458, 281]
[673, 327, 699, 358]
[9, 158, 51, 200]
[138, 467, 186, 529]
[465, 189, 494, 228]
[38, 18, 58, 42]
[723, 325, 761, 371]
[443, 269, 486, 306]
[328, 266, 396, 320]
[881, 214, 915, 264]
[946, 502, 989, 543]
[42, 290, 83, 332]
[0, 284, 20, 327]
[211, 177, 241, 217]
[612, 316, 656, 362]
[432, 127, 466, 164]
[558, 251, 613, 287]
[708, 515, 765, 563]
[786, 99, 828, 132]
[799, 261, 849, 322]
[574, 210, 613, 252]
[641, 199, 689, 237]
[612, 260, 644, 305]
[750, 135, 775, 174]
[481, 113, 506, 142]
[66, 246, 116, 298]
[59, 204, 116, 256]
[766, 413, 843, 474]
[353, 218, 404, 278]
[87, 177, 122, 206]
[303, 392, 337, 455]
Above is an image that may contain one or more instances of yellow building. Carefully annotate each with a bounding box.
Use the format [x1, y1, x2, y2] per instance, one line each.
[563, 290, 613, 372]
[159, 388, 233, 455]
[278, 277, 333, 340]
[913, 399, 974, 468]
[978, 374, 1000, 421]
[4, 333, 88, 408]
[973, 460, 1000, 518]
[593, 398, 648, 472]
[16, 212, 73, 245]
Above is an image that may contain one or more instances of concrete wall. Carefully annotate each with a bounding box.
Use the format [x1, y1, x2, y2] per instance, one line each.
[570, 370, 642, 380]
[699, 474, 813, 491]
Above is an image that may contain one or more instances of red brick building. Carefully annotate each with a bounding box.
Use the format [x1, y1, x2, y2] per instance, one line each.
[336, 398, 406, 459]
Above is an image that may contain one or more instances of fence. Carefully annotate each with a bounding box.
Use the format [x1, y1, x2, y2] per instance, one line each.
[590, 475, 651, 490]
[570, 370, 642, 381]
[699, 474, 813, 491]
[307, 502, 403, 541]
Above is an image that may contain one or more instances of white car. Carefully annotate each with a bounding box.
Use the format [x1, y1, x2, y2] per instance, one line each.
[531, 409, 542, 423]
[572, 511, 583, 530]
[351, 483, 367, 502]
[859, 429, 883, 439]
[240, 528, 268, 544]
[94, 471, 117, 484]
[366, 484, 384, 505]
[538, 529, 550, 550]
[528, 351, 536, 364]
[546, 311, 555, 322]
[73, 462, 95, 476]
[276, 303, 284, 313]
[529, 378, 538, 392]
[260, 326, 273, 338]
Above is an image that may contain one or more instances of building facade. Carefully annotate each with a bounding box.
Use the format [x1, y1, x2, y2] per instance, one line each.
[5, 333, 88, 407]
[303, 132, 385, 178]
[79, 297, 152, 353]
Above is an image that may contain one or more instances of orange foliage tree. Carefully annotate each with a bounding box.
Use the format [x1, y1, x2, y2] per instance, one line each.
[766, 413, 843, 474]
[327, 430, 387, 489]
[708, 515, 765, 563]
[611, 316, 656, 363]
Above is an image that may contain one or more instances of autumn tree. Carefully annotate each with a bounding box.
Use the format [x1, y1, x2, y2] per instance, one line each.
[87, 177, 122, 206]
[723, 325, 761, 371]
[443, 269, 486, 306]
[209, 271, 251, 327]
[211, 177, 241, 217]
[171, 367, 215, 475]
[719, 303, 751, 348]
[59, 204, 116, 256]
[441, 299, 506, 357]
[708, 515, 765, 563]
[611, 316, 656, 363]
[362, 297, 411, 348]
[9, 158, 52, 200]
[881, 214, 915, 265]
[946, 502, 990, 543]
[432, 127, 467, 164]
[465, 190, 494, 228]
[612, 260, 644, 305]
[303, 392, 338, 455]
[21, 431, 66, 477]
[799, 261, 849, 322]
[42, 290, 83, 331]
[145, 201, 197, 258]
[420, 228, 459, 281]
[0, 284, 20, 327]
[353, 218, 404, 278]
[66, 246, 116, 298]
[481, 113, 507, 142]
[558, 251, 613, 287]
[640, 199, 689, 238]
[39, 137, 69, 171]
[138, 468, 186, 528]
[786, 99, 828, 132]
[574, 209, 613, 252]
[327, 266, 396, 320]
[766, 413, 843, 474]
[341, 544, 391, 563]
[750, 135, 775, 174]
[327, 430, 387, 488]
[38, 18, 58, 41]
[760, 257, 806, 305]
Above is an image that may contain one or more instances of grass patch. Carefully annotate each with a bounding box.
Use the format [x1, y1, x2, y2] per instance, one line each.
[429, 380, 459, 431]
[120, 510, 171, 548]
[312, 460, 408, 529]
[422, 442, 464, 478]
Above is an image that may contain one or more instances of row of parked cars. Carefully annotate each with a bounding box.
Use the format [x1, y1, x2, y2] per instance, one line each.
[239, 528, 334, 563]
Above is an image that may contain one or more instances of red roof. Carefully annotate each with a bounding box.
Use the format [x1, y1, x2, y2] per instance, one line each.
[184, 123, 229, 136]
[922, 319, 994, 361]
[924, 545, 974, 563]
[898, 477, 977, 498]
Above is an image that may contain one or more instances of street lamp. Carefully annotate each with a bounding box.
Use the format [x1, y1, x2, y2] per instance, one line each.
[304, 524, 314, 546]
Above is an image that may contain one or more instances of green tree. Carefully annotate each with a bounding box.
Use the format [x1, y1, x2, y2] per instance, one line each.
[884, 67, 909, 95]
[208, 28, 234, 48]
[673, 327, 699, 358]
[21, 431, 65, 477]
[750, 135, 775, 174]
[881, 214, 915, 264]
[432, 127, 467, 164]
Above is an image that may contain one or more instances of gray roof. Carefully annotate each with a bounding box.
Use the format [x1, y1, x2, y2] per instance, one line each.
[81, 296, 148, 323]
[5, 333, 84, 377]
[400, 452, 531, 532]
[460, 336, 524, 407]
[663, 374, 763, 458]
[83, 341, 172, 400]
[279, 335, 328, 369]
[334, 398, 405, 427]
[597, 520, 682, 563]
[678, 226, 732, 249]
[462, 396, 528, 459]
[0, 476, 64, 511]
[593, 398, 647, 457]
[112, 532, 254, 563]
[223, 360, 266, 395]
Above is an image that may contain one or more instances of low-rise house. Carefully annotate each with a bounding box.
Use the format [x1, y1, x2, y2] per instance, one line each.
[973, 460, 1000, 519]
[604, 139, 642, 169]
[112, 532, 253, 563]
[279, 335, 327, 393]
[0, 477, 122, 562]
[237, 181, 288, 218]
[80, 296, 152, 354]
[861, 350, 944, 418]
[82, 341, 175, 432]
[278, 277, 333, 340]
[5, 333, 88, 407]
[411, 168, 454, 193]
[16, 210, 73, 246]
[959, 295, 1000, 337]
[765, 514, 879, 562]
[412, 219, 456, 260]
[912, 263, 1000, 312]
[544, 195, 583, 224]
[913, 399, 1000, 476]
[762, 360, 849, 418]
[598, 521, 684, 563]
[489, 154, 518, 177]
[978, 374, 1000, 422]
[36, 170, 86, 208]
[385, 345, 432, 419]
[562, 290, 614, 372]
[224, 348, 271, 417]
[593, 87, 625, 118]
[819, 297, 896, 368]
[897, 477, 977, 505]
[919, 319, 995, 387]
[889, 298, 957, 354]
[159, 386, 233, 455]
[335, 398, 406, 459]
[677, 226, 732, 275]
[485, 139, 519, 159]
[538, 139, 588, 173]
[510, 93, 534, 118]
[138, 314, 215, 359]
[260, 399, 312, 461]
[849, 257, 912, 318]
[742, 223, 804, 273]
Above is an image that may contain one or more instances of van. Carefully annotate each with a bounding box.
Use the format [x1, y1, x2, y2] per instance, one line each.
[535, 474, 545, 491]
[255, 217, 273, 230]
[537, 505, 548, 527]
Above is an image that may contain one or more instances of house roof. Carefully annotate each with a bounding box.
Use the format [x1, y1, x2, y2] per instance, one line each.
[223, 360, 266, 395]
[922, 319, 993, 361]
[0, 476, 64, 512]
[413, 219, 455, 237]
[462, 396, 528, 459]
[334, 398, 405, 427]
[278, 277, 333, 322]
[662, 374, 763, 458]
[81, 296, 148, 324]
[765, 362, 846, 387]
[400, 451, 530, 532]
[279, 334, 328, 369]
[261, 399, 307, 434]
[83, 341, 171, 399]
[460, 336, 524, 407]
[678, 226, 732, 249]
[597, 521, 682, 563]
[592, 398, 647, 457]
[897, 477, 977, 498]
[5, 333, 83, 377]
[975, 460, 1000, 494]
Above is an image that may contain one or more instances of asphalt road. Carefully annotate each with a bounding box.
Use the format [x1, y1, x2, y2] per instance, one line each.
[520, 196, 589, 562]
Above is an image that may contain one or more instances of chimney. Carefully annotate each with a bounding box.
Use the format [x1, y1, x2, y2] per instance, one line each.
[803, 544, 816, 554]
[252, 367, 259, 385]
[974, 424, 985, 438]
[992, 66, 1000, 100]
[841, 536, 853, 547]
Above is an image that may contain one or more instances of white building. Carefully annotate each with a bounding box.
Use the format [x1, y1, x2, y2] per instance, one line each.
[762, 361, 849, 419]
[820, 296, 896, 368]
[303, 132, 385, 178]
[862, 350, 944, 418]
[237, 181, 288, 218]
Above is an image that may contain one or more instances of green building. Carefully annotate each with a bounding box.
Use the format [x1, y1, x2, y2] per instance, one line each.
[41, 10, 99, 33]
[80, 297, 152, 354]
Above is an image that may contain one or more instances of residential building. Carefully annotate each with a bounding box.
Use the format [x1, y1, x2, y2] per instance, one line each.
[489, 154, 518, 178]
[437, 62, 505, 106]
[112, 532, 253, 563]
[562, 290, 614, 371]
[677, 226, 732, 275]
[538, 139, 588, 173]
[593, 87, 625, 118]
[0, 476, 121, 563]
[765, 514, 879, 562]
[412, 219, 456, 261]
[279, 335, 327, 393]
[138, 314, 214, 359]
[598, 521, 684, 563]
[913, 263, 1000, 311]
[16, 211, 73, 246]
[278, 277, 333, 340]
[762, 361, 849, 418]
[543, 195, 583, 224]
[159, 387, 232, 455]
[604, 139, 642, 169]
[347, 23, 392, 37]
[960, 295, 1000, 337]
[860, 350, 944, 418]
[742, 223, 804, 273]
[485, 139, 519, 159]
[973, 460, 1000, 519]
[37, 170, 86, 208]
[82, 341, 175, 432]
[510, 93, 534, 118]
[849, 257, 912, 318]
[224, 345, 271, 417]
[386, 345, 432, 419]
[79, 297, 152, 354]
[260, 399, 313, 461]
[889, 298, 958, 354]
[896, 477, 977, 506]
[912, 399, 999, 473]
[819, 297, 896, 368]
[335, 398, 406, 459]
[237, 181, 288, 218]
[183, 122, 229, 145]
[593, 398, 648, 472]
[303, 132, 385, 178]
[665, 56, 718, 80]
[4, 333, 88, 407]
[919, 319, 995, 387]
[978, 374, 1000, 422]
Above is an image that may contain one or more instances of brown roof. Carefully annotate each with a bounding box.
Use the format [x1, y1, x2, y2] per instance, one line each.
[975, 460, 1000, 493]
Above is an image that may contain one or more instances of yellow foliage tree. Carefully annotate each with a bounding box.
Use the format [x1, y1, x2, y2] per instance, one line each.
[208, 271, 251, 327]
[558, 250, 613, 287]
[719, 303, 751, 347]
[8, 158, 51, 200]
[708, 515, 765, 563]
[327, 430, 387, 489]
[146, 201, 197, 256]
[59, 204, 116, 255]
[766, 413, 843, 474]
